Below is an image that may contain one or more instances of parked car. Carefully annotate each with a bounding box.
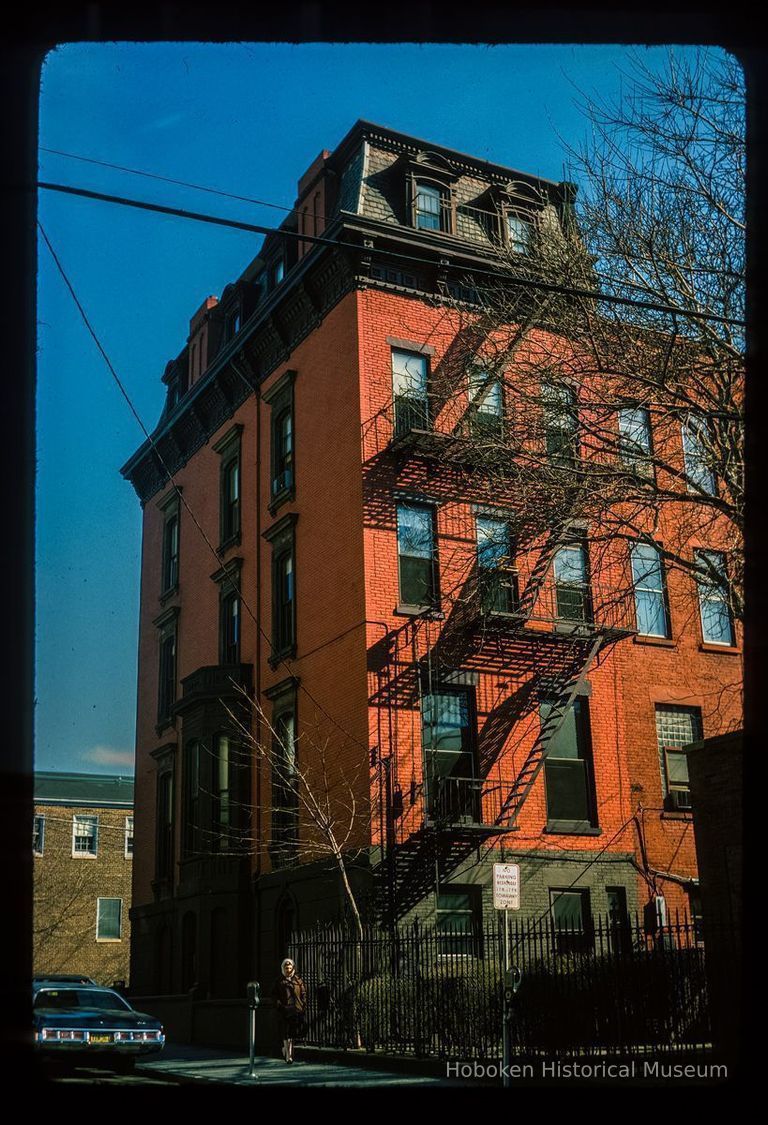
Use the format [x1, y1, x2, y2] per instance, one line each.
[33, 978, 165, 1067]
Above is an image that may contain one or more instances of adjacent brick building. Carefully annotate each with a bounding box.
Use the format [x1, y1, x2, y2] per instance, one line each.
[33, 772, 134, 986]
[122, 121, 742, 999]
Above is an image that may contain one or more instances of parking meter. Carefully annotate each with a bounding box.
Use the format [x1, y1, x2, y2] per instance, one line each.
[503, 967, 522, 1020]
[247, 982, 260, 1079]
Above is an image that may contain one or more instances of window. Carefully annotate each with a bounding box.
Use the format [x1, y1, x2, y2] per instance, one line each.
[96, 898, 122, 941]
[220, 587, 240, 665]
[124, 816, 134, 858]
[618, 406, 654, 479]
[542, 698, 597, 828]
[422, 690, 479, 824]
[392, 350, 429, 437]
[271, 703, 299, 867]
[213, 735, 232, 852]
[183, 740, 201, 855]
[397, 502, 438, 609]
[273, 408, 293, 496]
[436, 888, 482, 956]
[682, 416, 716, 494]
[606, 886, 631, 953]
[506, 213, 533, 253]
[550, 889, 593, 953]
[696, 549, 735, 646]
[272, 258, 285, 287]
[213, 425, 243, 550]
[468, 368, 503, 437]
[543, 382, 578, 468]
[222, 459, 240, 545]
[476, 515, 517, 614]
[161, 509, 180, 594]
[553, 538, 591, 623]
[631, 542, 670, 638]
[33, 815, 45, 856]
[655, 705, 702, 811]
[73, 815, 98, 857]
[265, 515, 298, 662]
[264, 370, 296, 511]
[156, 769, 174, 881]
[156, 610, 178, 725]
[415, 182, 443, 231]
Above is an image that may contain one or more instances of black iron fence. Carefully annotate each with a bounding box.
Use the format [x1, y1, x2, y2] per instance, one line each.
[288, 913, 734, 1059]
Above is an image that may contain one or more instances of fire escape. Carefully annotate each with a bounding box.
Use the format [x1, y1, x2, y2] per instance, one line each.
[369, 392, 635, 923]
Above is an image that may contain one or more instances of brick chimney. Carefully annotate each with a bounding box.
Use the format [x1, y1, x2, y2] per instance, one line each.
[296, 149, 332, 260]
[187, 295, 219, 386]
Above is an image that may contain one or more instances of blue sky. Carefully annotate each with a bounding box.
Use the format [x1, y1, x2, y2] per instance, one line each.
[36, 41, 711, 775]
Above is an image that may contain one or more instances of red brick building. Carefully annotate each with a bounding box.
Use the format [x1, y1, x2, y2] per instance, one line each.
[122, 121, 741, 998]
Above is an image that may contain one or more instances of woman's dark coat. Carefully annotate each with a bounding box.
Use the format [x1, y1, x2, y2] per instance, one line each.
[273, 974, 307, 1039]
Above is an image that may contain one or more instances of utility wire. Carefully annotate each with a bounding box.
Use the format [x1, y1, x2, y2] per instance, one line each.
[38, 220, 372, 760]
[38, 179, 746, 329]
[40, 146, 295, 216]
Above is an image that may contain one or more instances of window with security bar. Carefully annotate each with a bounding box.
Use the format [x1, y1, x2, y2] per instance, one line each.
[655, 705, 702, 811]
[553, 538, 592, 623]
[392, 350, 429, 437]
[468, 368, 504, 438]
[618, 406, 654, 479]
[422, 690, 479, 825]
[542, 382, 579, 468]
[436, 887, 482, 956]
[124, 816, 134, 858]
[476, 515, 517, 614]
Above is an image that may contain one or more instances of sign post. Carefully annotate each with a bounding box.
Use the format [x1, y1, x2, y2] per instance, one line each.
[493, 864, 521, 1088]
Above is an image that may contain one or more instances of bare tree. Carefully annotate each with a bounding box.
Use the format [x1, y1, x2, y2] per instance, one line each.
[206, 690, 370, 942]
[404, 48, 745, 646]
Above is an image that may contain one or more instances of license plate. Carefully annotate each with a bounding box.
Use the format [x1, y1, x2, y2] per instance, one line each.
[90, 1034, 112, 1044]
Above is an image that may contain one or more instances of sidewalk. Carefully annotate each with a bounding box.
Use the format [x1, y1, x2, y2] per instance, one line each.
[136, 1043, 469, 1086]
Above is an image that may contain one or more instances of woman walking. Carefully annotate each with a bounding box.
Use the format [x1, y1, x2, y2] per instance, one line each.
[273, 957, 307, 1064]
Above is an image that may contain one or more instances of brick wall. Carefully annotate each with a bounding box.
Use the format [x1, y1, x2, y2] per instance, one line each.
[33, 802, 133, 985]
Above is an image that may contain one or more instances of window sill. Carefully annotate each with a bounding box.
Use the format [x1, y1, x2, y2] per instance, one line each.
[699, 642, 741, 656]
[218, 532, 241, 555]
[72, 853, 98, 860]
[159, 584, 179, 607]
[268, 486, 295, 517]
[632, 635, 676, 648]
[544, 822, 601, 836]
[268, 645, 297, 670]
[155, 717, 176, 738]
[661, 810, 693, 822]
[394, 604, 445, 620]
[96, 938, 123, 944]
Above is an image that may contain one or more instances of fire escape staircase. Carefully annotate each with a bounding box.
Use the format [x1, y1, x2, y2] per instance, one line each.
[374, 530, 632, 921]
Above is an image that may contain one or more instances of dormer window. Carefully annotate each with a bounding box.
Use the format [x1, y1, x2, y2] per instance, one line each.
[415, 183, 443, 231]
[406, 153, 459, 236]
[272, 258, 285, 288]
[506, 212, 533, 254]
